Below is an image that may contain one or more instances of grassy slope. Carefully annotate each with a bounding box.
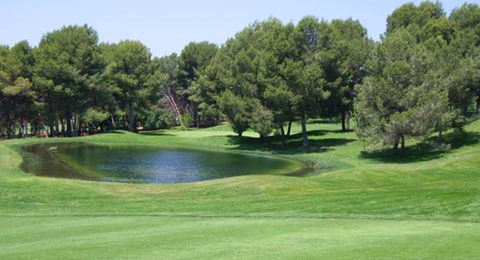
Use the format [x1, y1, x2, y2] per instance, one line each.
[1, 119, 480, 259]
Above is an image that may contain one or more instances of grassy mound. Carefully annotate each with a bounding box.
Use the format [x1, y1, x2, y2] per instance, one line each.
[1, 119, 480, 259]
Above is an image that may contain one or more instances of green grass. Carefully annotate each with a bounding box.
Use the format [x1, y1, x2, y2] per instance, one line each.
[1, 216, 479, 259]
[1, 119, 480, 259]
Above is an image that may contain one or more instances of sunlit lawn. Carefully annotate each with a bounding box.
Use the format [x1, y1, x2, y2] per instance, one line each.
[1, 119, 480, 259]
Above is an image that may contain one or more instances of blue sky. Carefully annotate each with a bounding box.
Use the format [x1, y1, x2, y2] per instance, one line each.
[0, 0, 473, 56]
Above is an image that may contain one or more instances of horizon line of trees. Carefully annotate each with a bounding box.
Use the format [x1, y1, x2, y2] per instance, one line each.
[1, 1, 479, 153]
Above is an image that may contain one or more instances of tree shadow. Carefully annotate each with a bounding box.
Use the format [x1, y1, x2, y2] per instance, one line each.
[138, 131, 175, 136]
[97, 130, 129, 135]
[359, 131, 480, 163]
[227, 130, 355, 155]
[307, 119, 338, 124]
[93, 130, 175, 136]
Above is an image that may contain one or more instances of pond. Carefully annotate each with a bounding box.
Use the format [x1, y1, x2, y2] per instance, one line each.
[19, 143, 303, 183]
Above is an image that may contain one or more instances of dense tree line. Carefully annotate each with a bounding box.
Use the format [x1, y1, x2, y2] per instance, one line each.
[0, 2, 479, 152]
[356, 2, 480, 152]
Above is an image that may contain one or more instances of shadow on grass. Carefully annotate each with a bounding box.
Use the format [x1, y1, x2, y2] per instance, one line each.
[93, 130, 175, 136]
[138, 131, 175, 136]
[360, 131, 480, 163]
[307, 119, 338, 124]
[227, 129, 355, 155]
[102, 130, 128, 135]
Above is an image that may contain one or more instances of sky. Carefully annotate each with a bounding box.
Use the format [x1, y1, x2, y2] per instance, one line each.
[0, 0, 474, 57]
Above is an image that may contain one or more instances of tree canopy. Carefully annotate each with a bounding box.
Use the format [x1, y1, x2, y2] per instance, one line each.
[1, 1, 479, 154]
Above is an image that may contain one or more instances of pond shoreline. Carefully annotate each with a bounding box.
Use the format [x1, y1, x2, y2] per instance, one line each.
[17, 142, 310, 184]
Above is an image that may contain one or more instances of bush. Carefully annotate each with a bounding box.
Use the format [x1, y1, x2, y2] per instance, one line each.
[143, 108, 176, 130]
[250, 108, 274, 139]
[181, 114, 194, 128]
[82, 108, 109, 132]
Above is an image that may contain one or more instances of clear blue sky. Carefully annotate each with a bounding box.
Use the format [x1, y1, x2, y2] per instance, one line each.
[0, 0, 474, 57]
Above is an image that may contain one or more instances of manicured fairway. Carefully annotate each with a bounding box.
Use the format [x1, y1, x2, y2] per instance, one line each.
[1, 119, 480, 259]
[1, 216, 479, 259]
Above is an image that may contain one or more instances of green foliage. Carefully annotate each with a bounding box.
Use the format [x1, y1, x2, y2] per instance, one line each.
[103, 40, 159, 132]
[264, 83, 299, 129]
[386, 1, 445, 37]
[0, 2, 479, 155]
[250, 106, 274, 138]
[180, 113, 194, 128]
[320, 19, 372, 131]
[176, 41, 218, 90]
[33, 25, 103, 137]
[354, 1, 478, 152]
[142, 108, 176, 130]
[198, 17, 356, 146]
[176, 42, 218, 125]
[217, 91, 251, 136]
[82, 108, 109, 132]
[0, 43, 36, 138]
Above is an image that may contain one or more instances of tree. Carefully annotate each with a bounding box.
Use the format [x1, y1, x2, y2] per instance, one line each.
[449, 3, 480, 112]
[283, 16, 330, 148]
[33, 25, 103, 137]
[321, 19, 372, 131]
[104, 40, 158, 132]
[217, 90, 251, 136]
[155, 54, 181, 124]
[355, 29, 450, 152]
[175, 42, 218, 126]
[250, 105, 274, 139]
[386, 1, 445, 37]
[0, 43, 36, 138]
[253, 19, 298, 137]
[140, 107, 176, 130]
[192, 49, 234, 124]
[81, 108, 109, 133]
[195, 23, 265, 136]
[264, 82, 299, 137]
[197, 17, 331, 145]
[355, 1, 480, 154]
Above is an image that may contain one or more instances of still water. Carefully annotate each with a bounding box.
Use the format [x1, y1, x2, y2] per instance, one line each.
[20, 143, 299, 183]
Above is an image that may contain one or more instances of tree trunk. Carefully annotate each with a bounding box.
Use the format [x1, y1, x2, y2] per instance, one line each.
[20, 122, 26, 138]
[5, 115, 12, 139]
[72, 115, 78, 137]
[280, 125, 286, 146]
[193, 104, 199, 128]
[18, 123, 23, 138]
[477, 95, 480, 113]
[238, 132, 242, 137]
[49, 122, 56, 137]
[438, 130, 443, 143]
[166, 92, 182, 125]
[128, 102, 137, 132]
[287, 120, 292, 137]
[341, 111, 350, 131]
[110, 114, 116, 130]
[75, 116, 80, 136]
[301, 112, 309, 148]
[54, 121, 59, 137]
[400, 135, 405, 152]
[393, 136, 399, 153]
[66, 113, 73, 137]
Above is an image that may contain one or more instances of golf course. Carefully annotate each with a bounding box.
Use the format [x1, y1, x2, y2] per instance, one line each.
[1, 119, 480, 259]
[2, 1, 480, 259]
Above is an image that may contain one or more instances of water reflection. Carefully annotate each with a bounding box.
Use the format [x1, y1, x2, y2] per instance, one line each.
[21, 143, 297, 183]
